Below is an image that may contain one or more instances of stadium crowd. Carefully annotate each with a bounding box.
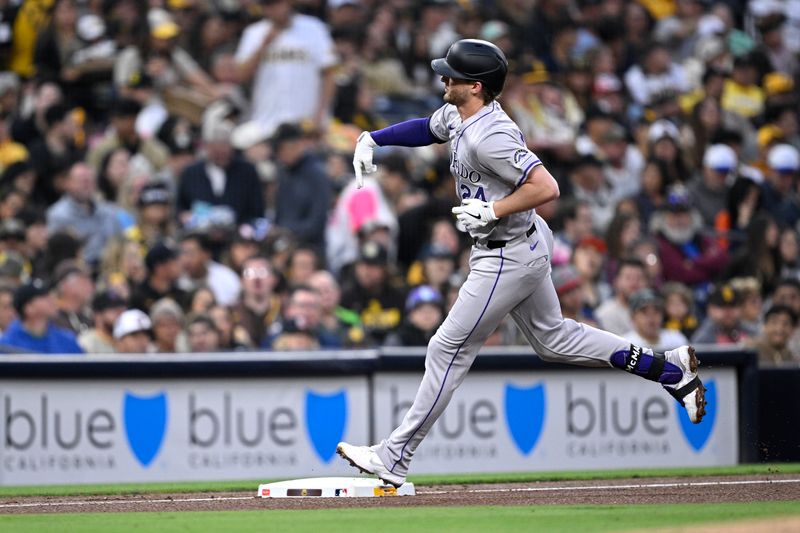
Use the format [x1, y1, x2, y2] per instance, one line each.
[0, 0, 798, 364]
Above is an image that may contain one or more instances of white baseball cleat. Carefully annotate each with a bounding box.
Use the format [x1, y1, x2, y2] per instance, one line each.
[336, 442, 405, 488]
[663, 345, 707, 424]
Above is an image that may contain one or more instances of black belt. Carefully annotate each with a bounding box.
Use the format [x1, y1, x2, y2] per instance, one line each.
[474, 223, 537, 249]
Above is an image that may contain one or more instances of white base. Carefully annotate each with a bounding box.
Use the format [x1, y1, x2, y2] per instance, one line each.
[257, 477, 416, 498]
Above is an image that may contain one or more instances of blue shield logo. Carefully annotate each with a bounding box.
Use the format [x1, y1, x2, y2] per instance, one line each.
[305, 389, 347, 463]
[504, 383, 546, 456]
[123, 391, 168, 468]
[676, 380, 717, 451]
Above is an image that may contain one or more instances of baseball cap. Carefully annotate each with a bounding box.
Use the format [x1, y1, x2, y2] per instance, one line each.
[145, 241, 179, 272]
[0, 250, 26, 280]
[92, 290, 127, 312]
[665, 184, 693, 212]
[767, 143, 800, 172]
[648, 120, 681, 144]
[405, 285, 444, 312]
[551, 265, 582, 296]
[13, 279, 50, 315]
[359, 240, 388, 265]
[703, 144, 737, 172]
[231, 121, 269, 150]
[0, 218, 26, 241]
[113, 309, 153, 340]
[708, 283, 740, 307]
[629, 288, 664, 313]
[138, 182, 172, 207]
[271, 122, 308, 147]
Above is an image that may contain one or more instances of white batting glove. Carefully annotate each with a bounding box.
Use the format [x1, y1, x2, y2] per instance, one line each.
[353, 131, 378, 189]
[452, 199, 498, 230]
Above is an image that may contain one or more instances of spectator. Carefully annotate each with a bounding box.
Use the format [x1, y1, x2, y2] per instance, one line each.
[340, 240, 405, 345]
[185, 313, 221, 352]
[285, 245, 322, 288]
[235, 0, 337, 135]
[551, 264, 597, 327]
[177, 120, 264, 226]
[408, 244, 457, 295]
[761, 144, 800, 228]
[188, 286, 216, 315]
[778, 227, 800, 280]
[126, 182, 175, 248]
[624, 42, 690, 106]
[750, 305, 800, 365]
[232, 255, 281, 347]
[178, 232, 241, 306]
[568, 154, 616, 233]
[0, 284, 17, 333]
[384, 285, 445, 347]
[26, 103, 83, 206]
[721, 53, 764, 120]
[0, 280, 83, 354]
[78, 290, 127, 354]
[622, 288, 689, 350]
[267, 284, 341, 348]
[46, 163, 124, 267]
[692, 282, 757, 345]
[595, 258, 648, 335]
[130, 241, 189, 311]
[308, 269, 364, 348]
[272, 123, 332, 249]
[570, 236, 610, 312]
[730, 277, 765, 335]
[652, 184, 729, 288]
[688, 143, 737, 229]
[51, 260, 94, 335]
[604, 212, 642, 282]
[552, 198, 594, 260]
[0, 250, 27, 289]
[724, 214, 781, 295]
[112, 309, 153, 354]
[87, 98, 169, 173]
[662, 281, 699, 341]
[208, 305, 253, 351]
[149, 297, 188, 353]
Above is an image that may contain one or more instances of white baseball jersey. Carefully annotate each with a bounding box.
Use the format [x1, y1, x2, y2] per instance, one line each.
[429, 101, 542, 241]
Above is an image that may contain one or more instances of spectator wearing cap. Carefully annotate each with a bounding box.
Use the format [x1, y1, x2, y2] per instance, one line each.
[112, 309, 153, 354]
[645, 119, 690, 187]
[177, 120, 264, 226]
[150, 297, 189, 353]
[601, 122, 645, 202]
[51, 260, 94, 335]
[178, 232, 241, 306]
[46, 163, 124, 267]
[749, 305, 800, 364]
[622, 288, 689, 350]
[186, 313, 222, 352]
[232, 255, 281, 347]
[595, 258, 648, 336]
[384, 285, 445, 347]
[125, 182, 175, 248]
[0, 161, 36, 198]
[273, 122, 332, 250]
[308, 269, 365, 348]
[652, 184, 729, 287]
[0, 218, 28, 256]
[0, 284, 17, 334]
[551, 265, 597, 327]
[688, 143, 737, 229]
[0, 280, 83, 354]
[762, 144, 800, 228]
[692, 282, 757, 345]
[270, 317, 321, 351]
[235, 0, 337, 136]
[87, 98, 169, 174]
[340, 240, 405, 345]
[78, 290, 127, 353]
[129, 241, 189, 312]
[26, 103, 84, 206]
[568, 155, 616, 233]
[721, 53, 765, 120]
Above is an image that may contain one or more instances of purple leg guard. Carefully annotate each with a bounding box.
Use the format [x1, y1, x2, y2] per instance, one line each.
[610, 345, 682, 385]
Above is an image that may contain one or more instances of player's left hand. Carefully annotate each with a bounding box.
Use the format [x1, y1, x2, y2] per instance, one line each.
[452, 199, 498, 230]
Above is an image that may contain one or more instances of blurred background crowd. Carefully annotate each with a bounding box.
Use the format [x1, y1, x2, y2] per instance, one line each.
[0, 0, 798, 364]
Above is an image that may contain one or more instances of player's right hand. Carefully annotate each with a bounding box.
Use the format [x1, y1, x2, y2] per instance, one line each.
[353, 131, 378, 189]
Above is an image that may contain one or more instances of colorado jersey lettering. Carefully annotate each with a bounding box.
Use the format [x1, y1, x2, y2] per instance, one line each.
[429, 101, 542, 241]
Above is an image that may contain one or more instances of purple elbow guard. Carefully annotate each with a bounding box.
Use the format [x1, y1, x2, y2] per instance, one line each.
[610, 345, 682, 385]
[370, 118, 440, 147]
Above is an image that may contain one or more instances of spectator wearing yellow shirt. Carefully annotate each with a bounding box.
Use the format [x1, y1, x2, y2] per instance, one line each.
[721, 54, 764, 119]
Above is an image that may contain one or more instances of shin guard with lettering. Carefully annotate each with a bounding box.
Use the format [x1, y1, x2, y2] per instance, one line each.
[610, 345, 682, 385]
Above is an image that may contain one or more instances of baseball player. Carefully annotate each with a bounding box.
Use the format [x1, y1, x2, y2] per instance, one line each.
[337, 39, 706, 487]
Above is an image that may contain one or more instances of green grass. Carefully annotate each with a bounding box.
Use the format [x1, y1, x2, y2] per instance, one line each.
[0, 463, 798, 498]
[2, 502, 800, 532]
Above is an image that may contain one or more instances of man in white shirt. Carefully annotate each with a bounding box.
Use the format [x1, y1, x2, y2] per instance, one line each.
[179, 232, 241, 306]
[235, 0, 337, 137]
[623, 288, 689, 350]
